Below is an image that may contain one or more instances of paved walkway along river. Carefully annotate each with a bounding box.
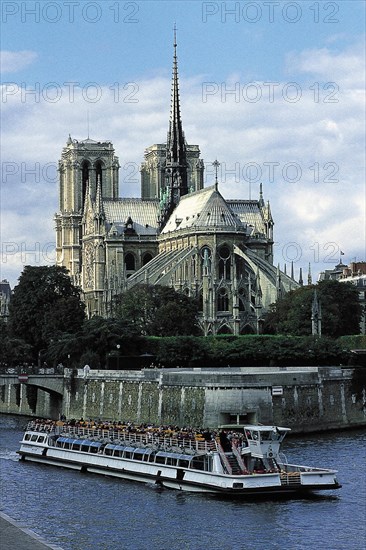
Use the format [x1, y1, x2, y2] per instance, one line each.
[0, 511, 64, 550]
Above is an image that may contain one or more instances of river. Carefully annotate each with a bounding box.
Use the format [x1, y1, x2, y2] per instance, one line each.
[0, 414, 365, 550]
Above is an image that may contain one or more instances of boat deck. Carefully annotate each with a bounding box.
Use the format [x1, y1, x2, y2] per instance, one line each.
[26, 422, 217, 455]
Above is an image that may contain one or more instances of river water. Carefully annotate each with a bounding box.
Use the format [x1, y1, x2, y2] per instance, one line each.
[0, 414, 365, 550]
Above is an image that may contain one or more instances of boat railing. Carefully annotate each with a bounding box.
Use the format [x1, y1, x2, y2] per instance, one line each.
[279, 461, 332, 473]
[231, 443, 248, 474]
[26, 422, 217, 454]
[216, 441, 233, 475]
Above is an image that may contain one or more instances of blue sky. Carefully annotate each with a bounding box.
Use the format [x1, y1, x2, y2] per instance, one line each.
[1, 0, 365, 287]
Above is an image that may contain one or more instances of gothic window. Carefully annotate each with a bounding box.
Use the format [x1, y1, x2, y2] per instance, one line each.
[200, 246, 212, 274]
[198, 290, 203, 311]
[81, 160, 91, 206]
[218, 245, 231, 280]
[142, 252, 153, 266]
[238, 288, 246, 312]
[125, 253, 136, 273]
[217, 287, 229, 311]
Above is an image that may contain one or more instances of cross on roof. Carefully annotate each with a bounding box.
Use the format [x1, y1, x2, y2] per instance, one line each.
[212, 159, 220, 186]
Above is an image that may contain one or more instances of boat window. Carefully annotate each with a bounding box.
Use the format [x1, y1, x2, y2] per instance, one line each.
[31, 435, 38, 442]
[179, 459, 190, 468]
[252, 431, 259, 441]
[25, 434, 31, 441]
[88, 442, 102, 454]
[261, 431, 272, 441]
[37, 436, 45, 443]
[155, 455, 166, 465]
[72, 442, 81, 450]
[191, 457, 205, 471]
[166, 457, 177, 466]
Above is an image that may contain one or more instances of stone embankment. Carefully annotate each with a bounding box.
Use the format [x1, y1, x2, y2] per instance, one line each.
[0, 366, 365, 433]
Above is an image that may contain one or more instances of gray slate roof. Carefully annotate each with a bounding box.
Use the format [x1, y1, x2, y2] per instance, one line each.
[103, 198, 159, 236]
[161, 186, 246, 234]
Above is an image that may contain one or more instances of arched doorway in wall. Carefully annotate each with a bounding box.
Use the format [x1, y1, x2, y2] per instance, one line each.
[240, 324, 255, 335]
[217, 324, 232, 335]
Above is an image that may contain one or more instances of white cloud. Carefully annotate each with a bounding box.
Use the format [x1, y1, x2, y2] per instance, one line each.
[0, 50, 38, 74]
[1, 42, 365, 287]
[286, 41, 366, 88]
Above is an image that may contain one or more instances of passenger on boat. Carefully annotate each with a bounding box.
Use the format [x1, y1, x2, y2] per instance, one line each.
[219, 430, 232, 452]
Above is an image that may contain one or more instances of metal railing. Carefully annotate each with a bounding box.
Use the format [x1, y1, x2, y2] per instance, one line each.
[26, 422, 218, 454]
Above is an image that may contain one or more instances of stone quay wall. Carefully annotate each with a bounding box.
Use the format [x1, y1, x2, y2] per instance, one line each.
[0, 367, 365, 433]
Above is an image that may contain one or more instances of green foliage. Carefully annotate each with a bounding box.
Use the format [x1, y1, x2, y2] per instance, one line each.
[338, 334, 366, 350]
[263, 280, 361, 337]
[78, 350, 101, 370]
[0, 320, 33, 366]
[146, 334, 347, 368]
[113, 284, 199, 336]
[152, 336, 209, 367]
[46, 316, 143, 368]
[8, 265, 85, 354]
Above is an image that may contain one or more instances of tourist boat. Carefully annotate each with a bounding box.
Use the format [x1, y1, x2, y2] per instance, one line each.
[18, 421, 341, 496]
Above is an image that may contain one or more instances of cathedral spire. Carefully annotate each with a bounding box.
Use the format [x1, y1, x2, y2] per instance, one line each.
[165, 25, 188, 205]
[299, 267, 303, 286]
[307, 262, 312, 285]
[259, 182, 265, 207]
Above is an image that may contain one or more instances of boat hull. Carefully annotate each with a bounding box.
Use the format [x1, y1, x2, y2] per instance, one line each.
[17, 447, 341, 497]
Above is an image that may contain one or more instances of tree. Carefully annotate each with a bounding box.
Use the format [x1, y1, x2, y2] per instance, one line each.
[8, 265, 85, 354]
[45, 316, 141, 368]
[113, 284, 199, 336]
[263, 280, 361, 337]
[0, 320, 33, 366]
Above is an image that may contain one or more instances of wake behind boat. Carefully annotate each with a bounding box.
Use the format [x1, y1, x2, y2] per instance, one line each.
[18, 420, 341, 496]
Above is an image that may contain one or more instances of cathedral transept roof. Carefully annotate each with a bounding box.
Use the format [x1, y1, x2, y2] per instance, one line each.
[103, 198, 159, 236]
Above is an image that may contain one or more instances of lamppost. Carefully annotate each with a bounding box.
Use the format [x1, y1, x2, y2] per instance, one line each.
[38, 349, 46, 370]
[116, 344, 121, 370]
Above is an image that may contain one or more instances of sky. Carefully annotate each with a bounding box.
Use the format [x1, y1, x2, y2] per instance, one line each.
[1, 0, 365, 288]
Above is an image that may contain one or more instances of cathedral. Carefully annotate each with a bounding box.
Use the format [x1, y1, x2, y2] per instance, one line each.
[55, 37, 300, 335]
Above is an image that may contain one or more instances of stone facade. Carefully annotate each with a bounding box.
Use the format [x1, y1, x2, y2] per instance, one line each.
[0, 279, 11, 321]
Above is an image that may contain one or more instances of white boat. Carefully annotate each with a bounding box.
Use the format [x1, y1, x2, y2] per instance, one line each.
[18, 421, 341, 496]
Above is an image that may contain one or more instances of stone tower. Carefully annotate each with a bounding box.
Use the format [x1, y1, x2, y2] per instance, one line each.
[55, 137, 119, 281]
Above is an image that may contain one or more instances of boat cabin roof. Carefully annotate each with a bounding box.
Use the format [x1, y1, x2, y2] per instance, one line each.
[58, 437, 102, 447]
[243, 425, 291, 432]
[219, 424, 291, 433]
